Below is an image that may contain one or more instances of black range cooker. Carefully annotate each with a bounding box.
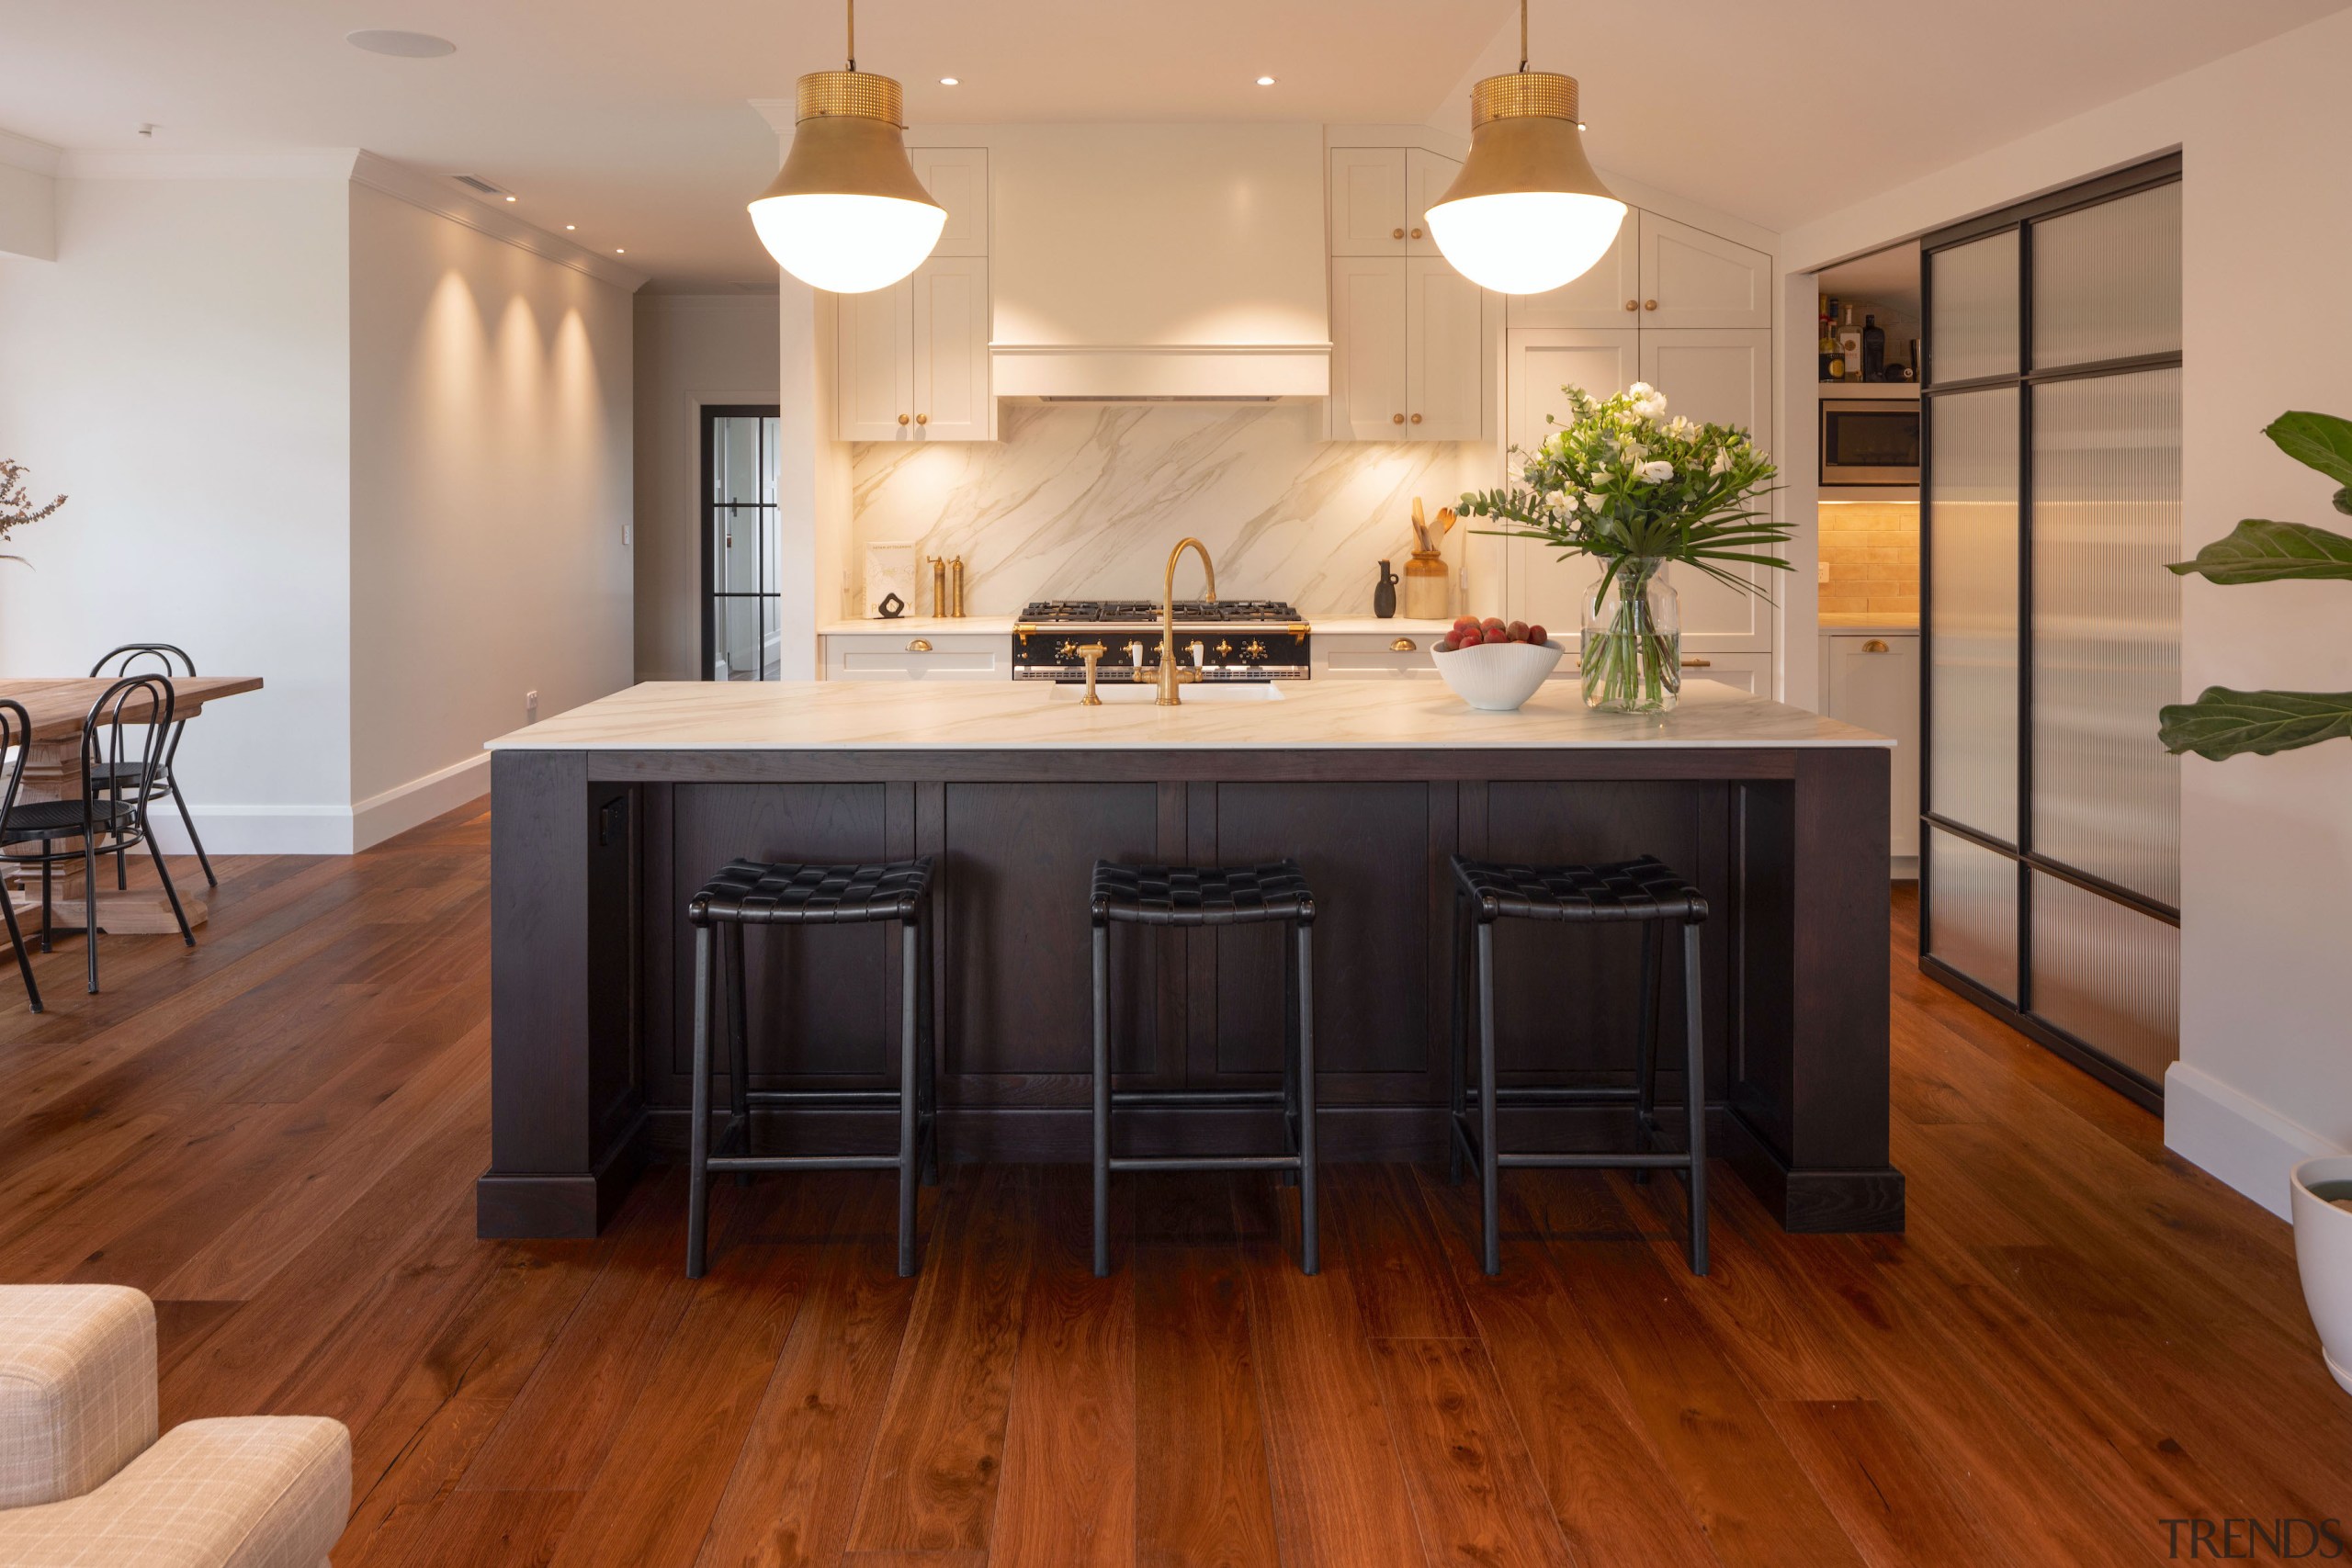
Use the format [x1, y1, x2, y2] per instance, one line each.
[1011, 600, 1312, 682]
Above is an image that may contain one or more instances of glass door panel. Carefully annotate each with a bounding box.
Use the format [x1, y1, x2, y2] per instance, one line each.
[703, 407, 783, 681]
[1927, 387, 2019, 842]
[2031, 183, 2182, 370]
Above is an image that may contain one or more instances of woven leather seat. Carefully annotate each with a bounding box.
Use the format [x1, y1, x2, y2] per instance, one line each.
[1090, 861, 1315, 928]
[1451, 855, 1708, 925]
[687, 858, 933, 927]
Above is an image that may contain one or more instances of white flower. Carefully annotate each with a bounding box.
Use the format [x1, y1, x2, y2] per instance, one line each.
[1709, 448, 1734, 476]
[1581, 491, 1607, 511]
[1589, 469, 1608, 485]
[1545, 490, 1570, 511]
[1634, 460, 1675, 483]
[1627, 381, 1655, 399]
[1667, 415, 1694, 438]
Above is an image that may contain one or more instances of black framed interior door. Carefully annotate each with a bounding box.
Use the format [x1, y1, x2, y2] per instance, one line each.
[1917, 154, 2184, 1107]
[700, 404, 783, 682]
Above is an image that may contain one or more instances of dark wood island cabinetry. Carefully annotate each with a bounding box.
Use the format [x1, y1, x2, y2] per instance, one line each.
[477, 680, 1901, 1239]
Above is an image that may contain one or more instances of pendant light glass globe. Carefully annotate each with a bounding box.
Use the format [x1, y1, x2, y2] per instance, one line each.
[749, 57, 944, 293]
[1427, 62, 1625, 296]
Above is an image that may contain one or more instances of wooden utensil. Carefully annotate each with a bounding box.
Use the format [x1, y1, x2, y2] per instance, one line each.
[1409, 497, 1431, 554]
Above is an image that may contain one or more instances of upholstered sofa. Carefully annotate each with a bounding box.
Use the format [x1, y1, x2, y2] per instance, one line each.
[0, 1285, 349, 1567]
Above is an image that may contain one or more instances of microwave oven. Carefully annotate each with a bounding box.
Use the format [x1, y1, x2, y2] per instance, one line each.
[1819, 399, 1920, 487]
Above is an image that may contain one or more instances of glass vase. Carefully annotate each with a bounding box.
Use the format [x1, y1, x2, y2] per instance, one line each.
[1580, 558, 1682, 714]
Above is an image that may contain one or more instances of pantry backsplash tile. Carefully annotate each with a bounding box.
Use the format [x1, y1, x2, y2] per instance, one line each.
[847, 400, 1495, 617]
[1818, 501, 1920, 622]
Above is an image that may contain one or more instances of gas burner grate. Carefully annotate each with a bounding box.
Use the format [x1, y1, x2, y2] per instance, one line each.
[1019, 599, 1301, 625]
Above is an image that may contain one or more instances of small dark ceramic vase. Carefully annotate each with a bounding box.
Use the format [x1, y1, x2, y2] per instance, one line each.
[1374, 561, 1398, 619]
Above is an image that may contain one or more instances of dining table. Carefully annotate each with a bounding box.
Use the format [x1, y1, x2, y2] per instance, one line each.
[1, 675, 265, 934]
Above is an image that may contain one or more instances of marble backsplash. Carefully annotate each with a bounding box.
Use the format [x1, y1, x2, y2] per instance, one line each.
[847, 400, 1498, 617]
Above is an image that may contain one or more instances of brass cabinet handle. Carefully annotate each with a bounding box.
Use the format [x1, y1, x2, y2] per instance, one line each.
[1392, 227, 1405, 239]
[1391, 637, 1418, 652]
[1392, 412, 1406, 424]
[1680, 657, 1711, 668]
[1624, 299, 1639, 311]
[1644, 299, 1658, 310]
[907, 638, 933, 652]
[1410, 412, 1423, 424]
[1862, 638, 1890, 653]
[898, 413, 910, 425]
[915, 412, 929, 425]
[1410, 226, 1424, 239]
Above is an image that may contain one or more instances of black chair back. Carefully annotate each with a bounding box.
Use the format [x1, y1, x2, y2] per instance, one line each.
[89, 645, 196, 780]
[0, 698, 29, 835]
[83, 676, 175, 845]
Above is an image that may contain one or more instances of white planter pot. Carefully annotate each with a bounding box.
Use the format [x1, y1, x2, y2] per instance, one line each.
[1431, 639, 1565, 713]
[2291, 1155, 2352, 1396]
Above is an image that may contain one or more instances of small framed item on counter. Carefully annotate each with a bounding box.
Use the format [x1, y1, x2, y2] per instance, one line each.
[864, 542, 918, 619]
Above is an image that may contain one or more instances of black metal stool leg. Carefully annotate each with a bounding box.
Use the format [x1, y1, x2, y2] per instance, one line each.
[0, 875, 40, 1012]
[1091, 921, 1112, 1278]
[686, 924, 716, 1278]
[1281, 920, 1300, 1186]
[918, 906, 939, 1187]
[1682, 921, 1709, 1276]
[897, 914, 921, 1277]
[1476, 919, 1500, 1278]
[1448, 888, 1470, 1185]
[1296, 919, 1317, 1276]
[725, 922, 752, 1187]
[1632, 920, 1662, 1184]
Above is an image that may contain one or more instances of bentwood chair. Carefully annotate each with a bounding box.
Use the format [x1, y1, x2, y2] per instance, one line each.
[0, 700, 41, 1012]
[0, 676, 197, 995]
[88, 644, 214, 887]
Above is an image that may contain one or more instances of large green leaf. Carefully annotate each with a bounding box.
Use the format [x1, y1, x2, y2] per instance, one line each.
[2167, 518, 2352, 583]
[2267, 411, 2352, 488]
[2158, 687, 2352, 759]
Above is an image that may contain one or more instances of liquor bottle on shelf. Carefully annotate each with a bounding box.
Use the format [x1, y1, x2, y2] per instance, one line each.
[1821, 295, 1845, 380]
[1836, 305, 1863, 385]
[1860, 314, 1886, 381]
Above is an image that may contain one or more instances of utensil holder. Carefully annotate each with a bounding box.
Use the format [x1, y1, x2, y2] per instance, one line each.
[1402, 551, 1449, 620]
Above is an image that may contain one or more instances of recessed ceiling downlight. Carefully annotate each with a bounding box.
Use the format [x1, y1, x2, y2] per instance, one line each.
[346, 29, 456, 58]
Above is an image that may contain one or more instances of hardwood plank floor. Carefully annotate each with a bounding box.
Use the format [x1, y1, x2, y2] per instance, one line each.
[3, 807, 2347, 1566]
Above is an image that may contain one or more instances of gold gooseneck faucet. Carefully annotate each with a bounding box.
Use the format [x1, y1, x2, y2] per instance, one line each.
[1156, 537, 1217, 706]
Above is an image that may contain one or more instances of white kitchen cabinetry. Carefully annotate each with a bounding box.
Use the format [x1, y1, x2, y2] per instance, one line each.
[1329, 256, 1409, 441]
[1326, 144, 1493, 442]
[836, 149, 993, 442]
[1315, 631, 1447, 678]
[822, 631, 1010, 681]
[1329, 147, 1457, 257]
[1822, 631, 1921, 860]
[1503, 221, 1639, 331]
[1638, 213, 1772, 329]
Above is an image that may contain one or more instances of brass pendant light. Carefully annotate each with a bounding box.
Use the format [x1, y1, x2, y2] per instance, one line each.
[1426, 0, 1626, 295]
[749, 0, 945, 293]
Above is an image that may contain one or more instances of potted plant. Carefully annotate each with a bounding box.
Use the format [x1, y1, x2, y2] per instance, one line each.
[0, 459, 68, 565]
[1457, 383, 1789, 713]
[2159, 410, 2352, 1393]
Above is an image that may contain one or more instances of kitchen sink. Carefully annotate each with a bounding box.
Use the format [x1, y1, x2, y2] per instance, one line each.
[1043, 682, 1286, 704]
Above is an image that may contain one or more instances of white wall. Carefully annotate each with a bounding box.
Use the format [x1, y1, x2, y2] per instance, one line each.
[0, 174, 356, 848]
[631, 291, 778, 681]
[0, 131, 57, 261]
[1779, 5, 2352, 1218]
[349, 184, 634, 839]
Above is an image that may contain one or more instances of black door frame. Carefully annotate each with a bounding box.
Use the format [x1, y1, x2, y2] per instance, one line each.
[698, 403, 783, 682]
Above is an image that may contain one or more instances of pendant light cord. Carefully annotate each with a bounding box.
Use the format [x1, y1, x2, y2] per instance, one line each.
[1518, 0, 1528, 72]
[845, 0, 855, 73]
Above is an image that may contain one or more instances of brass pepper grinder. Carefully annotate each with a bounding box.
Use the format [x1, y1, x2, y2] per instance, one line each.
[948, 557, 967, 617]
[927, 556, 947, 617]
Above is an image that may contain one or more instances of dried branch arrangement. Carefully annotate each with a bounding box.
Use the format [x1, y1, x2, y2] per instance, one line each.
[0, 459, 69, 564]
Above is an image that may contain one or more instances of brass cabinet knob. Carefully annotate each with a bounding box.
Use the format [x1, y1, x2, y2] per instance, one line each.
[1410, 412, 1423, 424]
[1644, 299, 1658, 310]
[1680, 657, 1712, 668]
[1410, 226, 1424, 239]
[1862, 638, 1890, 653]
[1392, 412, 1406, 424]
[898, 413, 910, 425]
[1624, 299, 1639, 311]
[1390, 637, 1418, 652]
[915, 412, 929, 425]
[1392, 227, 1405, 239]
[907, 638, 933, 652]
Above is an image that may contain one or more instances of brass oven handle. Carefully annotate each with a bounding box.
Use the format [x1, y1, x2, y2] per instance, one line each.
[1391, 637, 1418, 652]
[907, 638, 933, 652]
[1862, 638, 1891, 653]
[1680, 657, 1711, 668]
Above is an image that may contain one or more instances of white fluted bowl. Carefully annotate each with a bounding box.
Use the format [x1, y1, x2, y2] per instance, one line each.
[1431, 639, 1565, 712]
[2292, 1156, 2352, 1396]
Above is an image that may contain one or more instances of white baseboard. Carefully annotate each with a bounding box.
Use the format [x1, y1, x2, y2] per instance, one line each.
[2165, 1061, 2348, 1221]
[350, 753, 490, 852]
[143, 754, 491, 860]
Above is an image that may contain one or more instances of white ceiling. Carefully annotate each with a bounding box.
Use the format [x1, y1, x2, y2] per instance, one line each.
[3, 0, 2346, 290]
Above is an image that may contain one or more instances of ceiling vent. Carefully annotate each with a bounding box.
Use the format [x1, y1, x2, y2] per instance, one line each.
[449, 174, 511, 198]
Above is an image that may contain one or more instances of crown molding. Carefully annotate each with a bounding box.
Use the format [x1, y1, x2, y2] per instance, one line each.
[57, 149, 362, 180]
[349, 150, 647, 292]
[750, 98, 796, 136]
[0, 128, 62, 178]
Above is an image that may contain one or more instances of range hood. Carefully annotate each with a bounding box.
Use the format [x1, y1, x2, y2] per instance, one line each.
[982, 125, 1330, 400]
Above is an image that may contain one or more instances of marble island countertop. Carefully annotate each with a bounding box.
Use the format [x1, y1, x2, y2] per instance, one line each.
[816, 616, 1461, 637]
[491, 678, 1890, 752]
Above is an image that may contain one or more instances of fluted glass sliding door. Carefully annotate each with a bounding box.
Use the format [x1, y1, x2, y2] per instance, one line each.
[1919, 158, 2182, 1104]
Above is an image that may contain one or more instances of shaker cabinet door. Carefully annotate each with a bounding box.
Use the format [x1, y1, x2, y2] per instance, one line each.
[911, 256, 992, 441]
[1329, 147, 1409, 255]
[1637, 327, 1775, 649]
[1638, 213, 1772, 329]
[1406, 256, 1488, 441]
[836, 279, 914, 442]
[1404, 147, 1459, 257]
[1329, 256, 1408, 441]
[1504, 216, 1639, 330]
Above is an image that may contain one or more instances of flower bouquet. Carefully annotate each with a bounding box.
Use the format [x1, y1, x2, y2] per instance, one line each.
[1457, 384, 1787, 713]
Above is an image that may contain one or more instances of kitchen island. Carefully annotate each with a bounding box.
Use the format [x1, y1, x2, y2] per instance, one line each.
[478, 678, 1900, 1239]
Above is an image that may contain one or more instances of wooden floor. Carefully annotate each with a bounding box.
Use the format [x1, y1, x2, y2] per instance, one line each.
[3, 804, 2347, 1567]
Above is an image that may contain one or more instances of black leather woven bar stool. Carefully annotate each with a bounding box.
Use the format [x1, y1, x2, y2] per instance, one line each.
[1450, 854, 1710, 1277]
[684, 857, 937, 1279]
[1090, 861, 1317, 1277]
